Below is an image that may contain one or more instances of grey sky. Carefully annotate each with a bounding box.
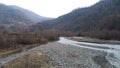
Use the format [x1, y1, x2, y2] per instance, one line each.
[0, 0, 99, 18]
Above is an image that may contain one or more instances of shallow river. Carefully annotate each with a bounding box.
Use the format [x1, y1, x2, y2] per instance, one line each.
[58, 37, 120, 68]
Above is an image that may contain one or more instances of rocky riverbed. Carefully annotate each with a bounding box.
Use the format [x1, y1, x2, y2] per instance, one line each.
[33, 42, 115, 68]
[0, 37, 119, 68]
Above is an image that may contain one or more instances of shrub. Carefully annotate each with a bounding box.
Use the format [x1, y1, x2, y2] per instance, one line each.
[0, 30, 59, 50]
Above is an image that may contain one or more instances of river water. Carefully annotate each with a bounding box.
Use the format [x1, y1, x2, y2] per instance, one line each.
[58, 37, 120, 68]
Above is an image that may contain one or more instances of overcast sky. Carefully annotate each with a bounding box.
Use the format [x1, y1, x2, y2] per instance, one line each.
[0, 0, 99, 18]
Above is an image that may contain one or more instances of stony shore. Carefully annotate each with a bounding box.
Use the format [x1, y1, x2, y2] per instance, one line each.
[1, 38, 116, 68]
[31, 42, 115, 68]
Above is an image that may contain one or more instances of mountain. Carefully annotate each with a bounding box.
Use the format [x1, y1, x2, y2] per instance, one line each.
[10, 6, 52, 23]
[0, 4, 52, 31]
[0, 4, 32, 24]
[34, 0, 120, 40]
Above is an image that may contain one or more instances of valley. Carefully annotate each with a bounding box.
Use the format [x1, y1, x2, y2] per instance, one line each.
[0, 0, 120, 68]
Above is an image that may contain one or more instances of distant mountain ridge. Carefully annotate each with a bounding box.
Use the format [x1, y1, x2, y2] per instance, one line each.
[0, 4, 32, 24]
[10, 6, 53, 23]
[0, 3, 52, 31]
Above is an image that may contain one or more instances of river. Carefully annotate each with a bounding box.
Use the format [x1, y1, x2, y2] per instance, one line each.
[58, 37, 120, 68]
[0, 37, 120, 68]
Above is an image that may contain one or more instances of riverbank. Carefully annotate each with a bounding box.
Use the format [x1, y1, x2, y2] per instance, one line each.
[67, 37, 120, 44]
[3, 52, 49, 68]
[0, 30, 59, 58]
[37, 42, 115, 68]
[0, 44, 44, 58]
[0, 37, 119, 68]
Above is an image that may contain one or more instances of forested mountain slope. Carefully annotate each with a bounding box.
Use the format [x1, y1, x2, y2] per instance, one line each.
[35, 0, 120, 40]
[10, 6, 52, 23]
[0, 4, 51, 31]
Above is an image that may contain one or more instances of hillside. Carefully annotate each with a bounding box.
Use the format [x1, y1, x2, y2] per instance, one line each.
[0, 4, 51, 31]
[0, 4, 37, 24]
[34, 0, 120, 40]
[10, 6, 52, 23]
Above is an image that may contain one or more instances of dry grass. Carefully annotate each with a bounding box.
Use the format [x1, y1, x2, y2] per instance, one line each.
[4, 52, 49, 68]
[0, 30, 59, 58]
[68, 37, 120, 44]
[0, 49, 21, 58]
[68, 37, 109, 44]
[0, 30, 59, 50]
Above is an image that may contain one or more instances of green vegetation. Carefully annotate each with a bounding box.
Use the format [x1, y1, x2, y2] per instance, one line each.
[4, 52, 49, 68]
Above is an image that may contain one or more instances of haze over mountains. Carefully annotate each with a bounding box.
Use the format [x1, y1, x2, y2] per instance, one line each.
[10, 6, 52, 23]
[0, 4, 52, 31]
